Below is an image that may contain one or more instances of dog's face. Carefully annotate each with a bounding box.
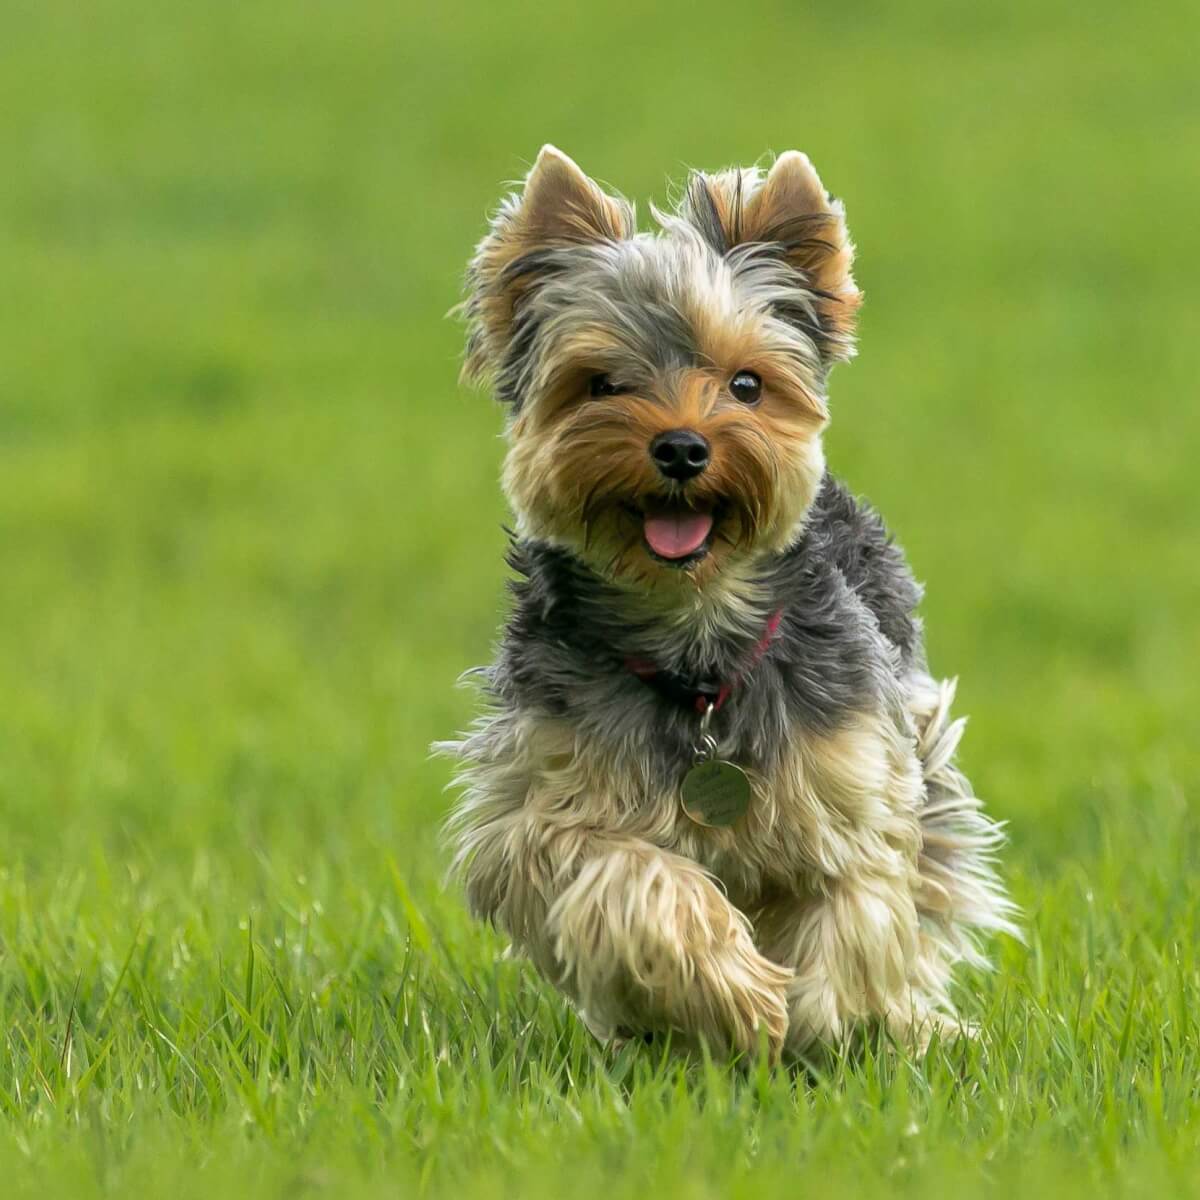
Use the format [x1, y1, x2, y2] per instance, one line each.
[463, 148, 860, 591]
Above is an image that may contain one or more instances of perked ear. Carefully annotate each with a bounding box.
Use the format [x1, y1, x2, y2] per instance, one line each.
[683, 151, 861, 363]
[463, 146, 634, 385]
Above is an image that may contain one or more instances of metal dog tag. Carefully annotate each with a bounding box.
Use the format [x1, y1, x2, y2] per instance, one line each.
[681, 759, 751, 828]
[681, 701, 752, 828]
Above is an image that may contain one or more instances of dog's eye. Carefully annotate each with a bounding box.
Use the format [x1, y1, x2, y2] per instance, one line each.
[588, 373, 628, 398]
[729, 370, 762, 405]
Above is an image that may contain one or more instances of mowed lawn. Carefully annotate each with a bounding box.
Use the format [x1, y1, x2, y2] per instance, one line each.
[2, 0, 1199, 1195]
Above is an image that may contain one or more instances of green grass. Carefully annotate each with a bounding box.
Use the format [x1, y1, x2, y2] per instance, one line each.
[2, 0, 1199, 1195]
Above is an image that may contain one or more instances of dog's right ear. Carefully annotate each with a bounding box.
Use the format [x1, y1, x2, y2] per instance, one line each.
[681, 152, 861, 367]
[462, 146, 634, 390]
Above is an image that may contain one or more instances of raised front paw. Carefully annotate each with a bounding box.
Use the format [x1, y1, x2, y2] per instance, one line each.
[549, 848, 793, 1060]
[699, 930, 793, 1060]
[582, 933, 792, 1062]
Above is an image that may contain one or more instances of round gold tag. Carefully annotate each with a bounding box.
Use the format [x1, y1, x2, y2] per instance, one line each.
[681, 760, 751, 828]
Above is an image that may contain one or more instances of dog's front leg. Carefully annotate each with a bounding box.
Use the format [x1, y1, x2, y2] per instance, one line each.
[548, 835, 794, 1057]
[463, 813, 792, 1058]
[753, 866, 953, 1053]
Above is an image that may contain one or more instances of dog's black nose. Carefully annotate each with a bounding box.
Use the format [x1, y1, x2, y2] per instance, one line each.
[650, 429, 710, 481]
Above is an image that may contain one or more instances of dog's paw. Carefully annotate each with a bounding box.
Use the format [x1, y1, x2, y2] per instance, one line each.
[887, 1006, 976, 1053]
[704, 933, 793, 1060]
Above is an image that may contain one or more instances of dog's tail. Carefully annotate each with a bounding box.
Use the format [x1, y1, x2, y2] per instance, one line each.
[908, 673, 1022, 972]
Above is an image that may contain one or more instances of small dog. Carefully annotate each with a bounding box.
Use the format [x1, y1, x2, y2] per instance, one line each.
[442, 146, 1017, 1058]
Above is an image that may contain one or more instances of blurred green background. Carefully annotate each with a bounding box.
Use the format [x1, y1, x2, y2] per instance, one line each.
[2, 0, 1199, 1196]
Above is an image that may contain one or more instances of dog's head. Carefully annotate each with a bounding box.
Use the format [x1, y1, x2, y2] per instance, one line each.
[462, 147, 860, 591]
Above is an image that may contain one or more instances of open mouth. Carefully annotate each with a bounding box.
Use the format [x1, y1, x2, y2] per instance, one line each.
[626, 499, 719, 566]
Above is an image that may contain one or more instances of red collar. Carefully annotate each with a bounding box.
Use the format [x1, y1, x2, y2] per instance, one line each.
[623, 609, 784, 714]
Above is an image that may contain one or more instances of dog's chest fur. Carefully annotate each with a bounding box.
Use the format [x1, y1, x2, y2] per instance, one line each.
[470, 476, 928, 903]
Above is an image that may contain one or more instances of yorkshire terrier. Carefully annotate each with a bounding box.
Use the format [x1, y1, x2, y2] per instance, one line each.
[442, 146, 1017, 1059]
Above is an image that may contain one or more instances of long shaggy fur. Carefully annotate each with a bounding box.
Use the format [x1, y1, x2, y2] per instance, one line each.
[440, 146, 1018, 1059]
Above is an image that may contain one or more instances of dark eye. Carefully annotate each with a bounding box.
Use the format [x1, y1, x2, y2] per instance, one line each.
[588, 373, 628, 398]
[729, 370, 762, 405]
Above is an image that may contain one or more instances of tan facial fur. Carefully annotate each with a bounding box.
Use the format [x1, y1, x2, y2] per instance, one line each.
[465, 145, 858, 592]
[504, 354, 826, 588]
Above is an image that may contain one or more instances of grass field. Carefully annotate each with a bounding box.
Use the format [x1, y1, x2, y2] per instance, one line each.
[3, 0, 1200, 1195]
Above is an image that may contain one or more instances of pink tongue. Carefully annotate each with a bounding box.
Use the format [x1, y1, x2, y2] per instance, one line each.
[643, 509, 714, 559]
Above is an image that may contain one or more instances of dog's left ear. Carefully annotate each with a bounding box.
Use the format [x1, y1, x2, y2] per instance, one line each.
[684, 151, 861, 364]
[463, 146, 635, 392]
